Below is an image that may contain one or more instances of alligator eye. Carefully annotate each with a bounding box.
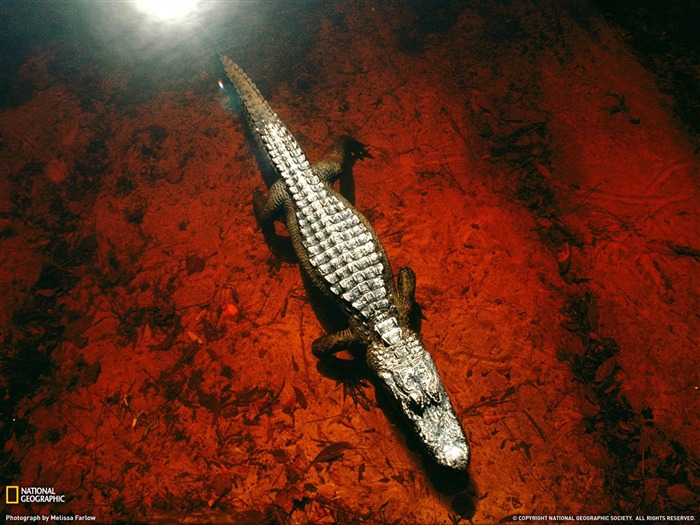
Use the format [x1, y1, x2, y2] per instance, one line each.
[393, 373, 424, 413]
[419, 365, 442, 405]
[408, 392, 425, 414]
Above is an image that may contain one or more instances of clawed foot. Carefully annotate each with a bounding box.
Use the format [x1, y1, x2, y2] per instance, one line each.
[342, 376, 372, 411]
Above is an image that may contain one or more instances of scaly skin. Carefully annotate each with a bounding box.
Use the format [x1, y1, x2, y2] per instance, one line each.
[221, 55, 470, 470]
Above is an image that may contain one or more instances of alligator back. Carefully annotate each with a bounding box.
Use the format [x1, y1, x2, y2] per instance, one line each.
[221, 57, 402, 346]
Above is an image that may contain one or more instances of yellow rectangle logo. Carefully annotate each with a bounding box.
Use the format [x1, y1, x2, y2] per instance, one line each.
[5, 485, 19, 504]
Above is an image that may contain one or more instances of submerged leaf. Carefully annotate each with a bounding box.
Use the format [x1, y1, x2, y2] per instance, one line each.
[312, 441, 352, 463]
[292, 386, 307, 409]
[186, 254, 205, 275]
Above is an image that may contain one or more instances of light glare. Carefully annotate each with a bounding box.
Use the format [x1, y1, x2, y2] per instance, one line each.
[135, 0, 198, 21]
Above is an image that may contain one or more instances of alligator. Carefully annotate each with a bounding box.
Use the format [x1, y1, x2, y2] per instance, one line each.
[220, 55, 470, 470]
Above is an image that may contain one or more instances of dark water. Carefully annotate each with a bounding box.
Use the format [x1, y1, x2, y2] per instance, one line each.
[1, 0, 321, 107]
[1, 1, 698, 522]
[2, 0, 697, 133]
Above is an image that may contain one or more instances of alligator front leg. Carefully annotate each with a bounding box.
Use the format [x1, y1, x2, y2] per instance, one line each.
[253, 180, 287, 233]
[312, 136, 372, 184]
[311, 327, 362, 359]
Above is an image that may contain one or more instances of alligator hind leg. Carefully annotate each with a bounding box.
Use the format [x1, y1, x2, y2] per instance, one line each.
[396, 266, 416, 319]
[253, 181, 297, 261]
[253, 179, 287, 233]
[397, 266, 420, 329]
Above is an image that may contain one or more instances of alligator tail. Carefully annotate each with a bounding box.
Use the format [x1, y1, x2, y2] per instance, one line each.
[220, 54, 313, 185]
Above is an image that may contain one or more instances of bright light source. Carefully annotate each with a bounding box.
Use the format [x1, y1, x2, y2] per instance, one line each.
[135, 0, 198, 21]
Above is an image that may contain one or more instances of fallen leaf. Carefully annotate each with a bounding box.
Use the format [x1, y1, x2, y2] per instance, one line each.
[187, 330, 203, 344]
[211, 472, 232, 498]
[271, 449, 289, 463]
[64, 312, 95, 341]
[293, 386, 307, 409]
[274, 489, 295, 514]
[666, 484, 697, 506]
[79, 361, 101, 386]
[536, 163, 552, 179]
[186, 254, 205, 275]
[594, 356, 618, 384]
[557, 242, 571, 274]
[312, 441, 352, 463]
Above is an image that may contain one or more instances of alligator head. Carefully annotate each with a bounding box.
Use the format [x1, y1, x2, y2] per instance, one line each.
[367, 328, 470, 470]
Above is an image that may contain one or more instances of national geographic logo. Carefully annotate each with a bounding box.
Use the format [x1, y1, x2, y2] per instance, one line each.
[5, 486, 66, 504]
[5, 486, 19, 504]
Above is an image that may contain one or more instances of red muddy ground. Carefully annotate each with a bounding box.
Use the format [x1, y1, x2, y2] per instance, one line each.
[1, 1, 698, 524]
